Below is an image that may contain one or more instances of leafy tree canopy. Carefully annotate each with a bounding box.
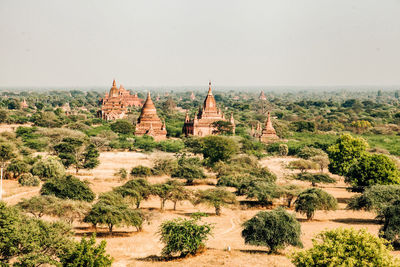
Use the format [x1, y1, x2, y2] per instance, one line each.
[294, 188, 337, 220]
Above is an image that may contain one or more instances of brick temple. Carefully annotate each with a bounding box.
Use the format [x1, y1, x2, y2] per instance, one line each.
[99, 80, 143, 121]
[252, 111, 279, 143]
[182, 82, 235, 137]
[135, 92, 167, 141]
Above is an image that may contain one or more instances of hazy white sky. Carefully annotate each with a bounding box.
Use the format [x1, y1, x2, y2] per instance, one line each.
[0, 0, 399, 88]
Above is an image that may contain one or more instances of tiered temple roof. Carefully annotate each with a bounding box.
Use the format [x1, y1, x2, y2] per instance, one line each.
[255, 112, 279, 143]
[182, 82, 235, 136]
[99, 80, 144, 121]
[135, 92, 167, 141]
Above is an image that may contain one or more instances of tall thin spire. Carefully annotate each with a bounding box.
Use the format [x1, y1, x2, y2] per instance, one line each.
[112, 79, 116, 87]
[208, 81, 212, 95]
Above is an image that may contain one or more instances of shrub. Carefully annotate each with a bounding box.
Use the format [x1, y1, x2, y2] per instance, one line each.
[278, 144, 288, 156]
[31, 156, 66, 180]
[157, 140, 184, 153]
[288, 159, 317, 173]
[110, 120, 134, 135]
[114, 178, 153, 208]
[294, 172, 336, 187]
[346, 153, 400, 187]
[297, 146, 326, 160]
[292, 228, 397, 267]
[114, 168, 128, 180]
[130, 165, 152, 178]
[246, 181, 281, 207]
[171, 155, 206, 185]
[193, 188, 236, 215]
[200, 136, 239, 165]
[380, 201, 400, 248]
[134, 135, 157, 152]
[294, 188, 337, 220]
[242, 208, 303, 253]
[60, 234, 113, 266]
[6, 159, 30, 178]
[159, 217, 212, 257]
[40, 175, 95, 202]
[18, 173, 40, 187]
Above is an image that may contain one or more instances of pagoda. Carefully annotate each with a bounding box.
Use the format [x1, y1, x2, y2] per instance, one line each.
[99, 80, 144, 121]
[20, 98, 28, 109]
[182, 82, 235, 136]
[259, 91, 267, 100]
[259, 112, 279, 143]
[135, 92, 167, 141]
[190, 92, 196, 101]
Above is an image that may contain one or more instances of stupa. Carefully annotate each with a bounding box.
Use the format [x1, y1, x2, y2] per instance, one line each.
[135, 92, 167, 141]
[259, 112, 279, 143]
[259, 91, 267, 100]
[182, 82, 235, 136]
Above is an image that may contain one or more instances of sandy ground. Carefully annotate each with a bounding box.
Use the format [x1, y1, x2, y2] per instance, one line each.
[3, 152, 398, 267]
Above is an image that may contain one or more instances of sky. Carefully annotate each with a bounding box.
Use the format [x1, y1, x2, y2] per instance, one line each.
[0, 0, 400, 88]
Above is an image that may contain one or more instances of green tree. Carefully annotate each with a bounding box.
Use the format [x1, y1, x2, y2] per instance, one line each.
[130, 165, 152, 178]
[31, 156, 66, 180]
[246, 181, 281, 207]
[84, 192, 143, 233]
[347, 185, 400, 216]
[159, 217, 212, 257]
[18, 173, 40, 187]
[0, 142, 16, 168]
[152, 180, 179, 211]
[294, 172, 336, 187]
[345, 153, 400, 187]
[200, 136, 238, 165]
[60, 234, 113, 266]
[292, 228, 397, 267]
[288, 159, 317, 173]
[110, 120, 134, 135]
[327, 134, 368, 176]
[211, 120, 234, 135]
[278, 144, 289, 156]
[171, 155, 206, 185]
[294, 188, 337, 220]
[40, 175, 95, 202]
[193, 188, 237, 215]
[242, 208, 303, 253]
[297, 146, 326, 160]
[152, 157, 178, 176]
[6, 159, 30, 178]
[280, 184, 303, 208]
[114, 178, 152, 208]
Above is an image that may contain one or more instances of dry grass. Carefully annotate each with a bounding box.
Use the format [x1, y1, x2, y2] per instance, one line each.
[3, 152, 400, 266]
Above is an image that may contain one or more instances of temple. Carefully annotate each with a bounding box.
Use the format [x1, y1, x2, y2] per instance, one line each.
[252, 112, 279, 143]
[190, 92, 196, 101]
[259, 91, 267, 100]
[182, 82, 235, 136]
[135, 92, 167, 141]
[99, 80, 144, 121]
[20, 98, 28, 109]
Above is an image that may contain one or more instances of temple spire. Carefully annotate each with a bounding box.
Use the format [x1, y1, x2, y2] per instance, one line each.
[208, 81, 212, 95]
[112, 79, 116, 87]
[185, 112, 190, 123]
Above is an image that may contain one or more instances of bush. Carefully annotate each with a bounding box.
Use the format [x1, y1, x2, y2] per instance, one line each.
[242, 208, 303, 253]
[159, 217, 212, 257]
[292, 228, 397, 267]
[171, 155, 206, 185]
[31, 156, 66, 180]
[134, 135, 157, 152]
[114, 178, 153, 208]
[130, 165, 153, 178]
[294, 172, 336, 187]
[60, 234, 113, 266]
[200, 136, 239, 165]
[346, 153, 400, 187]
[246, 181, 281, 207]
[6, 159, 30, 178]
[110, 120, 134, 135]
[288, 159, 317, 173]
[297, 146, 326, 160]
[193, 188, 236, 215]
[278, 144, 288, 156]
[40, 175, 95, 202]
[157, 140, 184, 153]
[294, 188, 337, 220]
[380, 201, 400, 248]
[114, 168, 128, 180]
[18, 173, 40, 187]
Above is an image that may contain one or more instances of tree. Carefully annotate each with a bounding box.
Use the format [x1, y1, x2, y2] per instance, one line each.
[242, 208, 303, 253]
[31, 156, 66, 180]
[0, 201, 73, 266]
[159, 217, 212, 257]
[193, 188, 237, 215]
[278, 144, 288, 156]
[327, 134, 368, 176]
[130, 165, 152, 178]
[84, 192, 143, 233]
[60, 234, 113, 266]
[152, 157, 178, 176]
[110, 120, 134, 135]
[310, 155, 330, 172]
[297, 146, 326, 160]
[40, 175, 95, 202]
[0, 142, 16, 168]
[6, 159, 30, 178]
[171, 155, 206, 185]
[152, 181, 177, 211]
[168, 180, 192, 210]
[200, 136, 239, 165]
[114, 178, 152, 208]
[211, 120, 234, 135]
[292, 228, 397, 267]
[17, 195, 60, 218]
[294, 172, 336, 187]
[280, 184, 303, 208]
[18, 173, 40, 186]
[294, 188, 337, 220]
[288, 159, 317, 173]
[54, 138, 100, 173]
[114, 168, 128, 180]
[345, 153, 400, 187]
[347, 185, 400, 216]
[246, 181, 281, 207]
